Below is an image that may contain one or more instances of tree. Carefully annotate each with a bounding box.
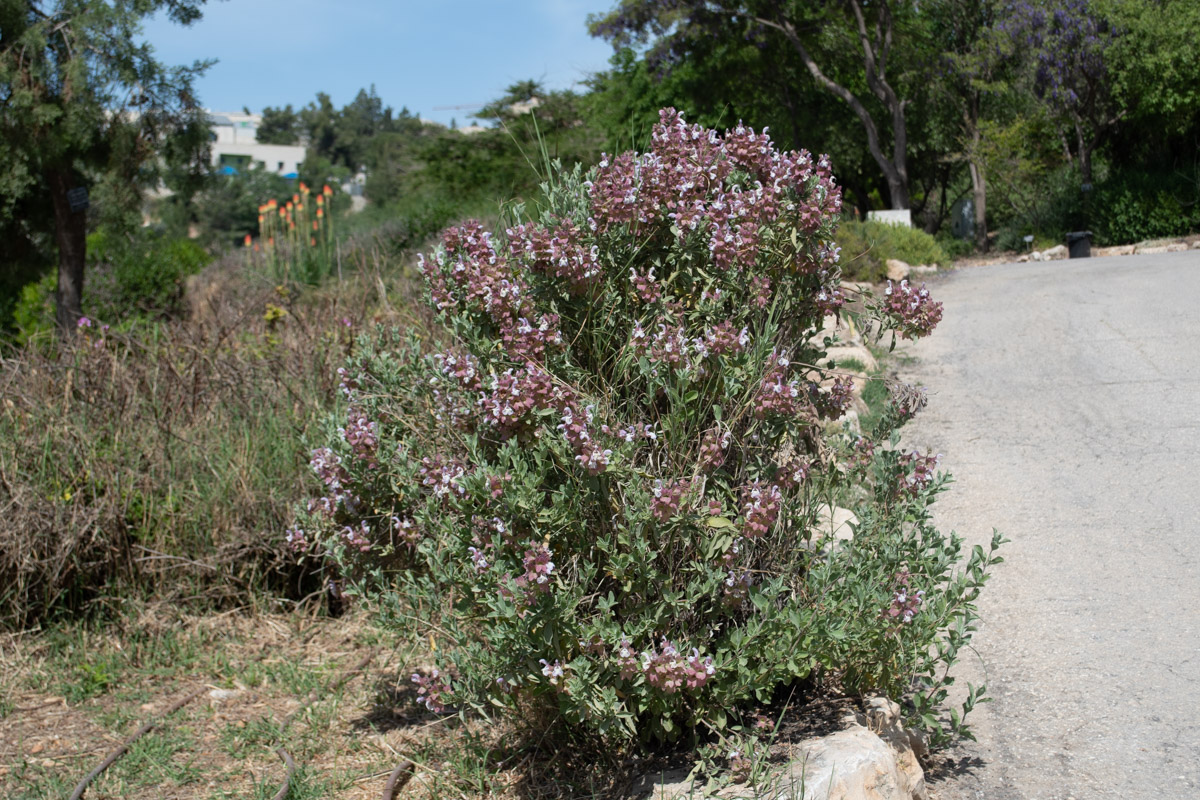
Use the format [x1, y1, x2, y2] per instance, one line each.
[591, 0, 925, 209]
[926, 0, 1017, 249]
[1003, 0, 1120, 188]
[0, 0, 210, 331]
[256, 103, 301, 145]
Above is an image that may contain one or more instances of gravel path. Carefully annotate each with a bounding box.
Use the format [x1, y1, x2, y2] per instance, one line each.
[896, 251, 1200, 800]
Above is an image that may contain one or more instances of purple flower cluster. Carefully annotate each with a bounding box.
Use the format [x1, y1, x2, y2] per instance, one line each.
[850, 436, 877, 470]
[340, 520, 372, 552]
[651, 478, 691, 522]
[885, 573, 924, 623]
[629, 267, 663, 303]
[412, 668, 451, 713]
[284, 527, 308, 552]
[558, 405, 613, 475]
[616, 638, 639, 679]
[749, 275, 772, 309]
[815, 282, 847, 316]
[392, 516, 420, 548]
[587, 110, 840, 275]
[477, 363, 563, 439]
[639, 638, 715, 693]
[698, 426, 732, 470]
[897, 450, 941, 498]
[775, 457, 810, 490]
[631, 322, 691, 370]
[723, 570, 753, 608]
[512, 542, 555, 605]
[419, 456, 466, 498]
[809, 376, 855, 420]
[702, 321, 750, 357]
[418, 221, 564, 362]
[336, 366, 359, 399]
[432, 350, 481, 391]
[883, 280, 943, 339]
[339, 409, 379, 467]
[539, 658, 567, 687]
[466, 545, 489, 572]
[308, 447, 356, 516]
[508, 219, 602, 292]
[740, 482, 783, 539]
[753, 350, 805, 419]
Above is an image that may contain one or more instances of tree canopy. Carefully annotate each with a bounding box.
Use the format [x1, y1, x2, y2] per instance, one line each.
[0, 0, 210, 329]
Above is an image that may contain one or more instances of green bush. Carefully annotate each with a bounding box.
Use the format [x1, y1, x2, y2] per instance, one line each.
[11, 271, 57, 345]
[299, 111, 999, 748]
[86, 230, 211, 321]
[1092, 170, 1199, 245]
[836, 220, 951, 282]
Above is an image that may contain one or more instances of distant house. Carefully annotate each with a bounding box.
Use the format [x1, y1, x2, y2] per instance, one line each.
[207, 111, 306, 178]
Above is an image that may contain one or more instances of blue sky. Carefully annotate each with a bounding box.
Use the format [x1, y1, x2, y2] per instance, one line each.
[142, 0, 618, 127]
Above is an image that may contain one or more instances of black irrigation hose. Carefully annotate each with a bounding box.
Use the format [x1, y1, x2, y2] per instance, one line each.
[381, 760, 415, 800]
[68, 686, 205, 800]
[271, 748, 296, 800]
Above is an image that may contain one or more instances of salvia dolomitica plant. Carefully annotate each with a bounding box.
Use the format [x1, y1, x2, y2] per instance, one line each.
[294, 109, 1002, 746]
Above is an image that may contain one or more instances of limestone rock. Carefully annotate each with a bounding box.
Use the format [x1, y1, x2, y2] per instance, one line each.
[1134, 244, 1170, 255]
[909, 264, 938, 275]
[631, 705, 928, 800]
[1016, 254, 1030, 263]
[886, 259, 910, 281]
[814, 504, 858, 543]
[1166, 242, 1188, 252]
[1030, 250, 1045, 261]
[1191, 240, 1200, 250]
[1095, 244, 1135, 257]
[1043, 244, 1068, 259]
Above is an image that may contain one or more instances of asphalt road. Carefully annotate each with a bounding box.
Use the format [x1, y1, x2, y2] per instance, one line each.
[894, 251, 1200, 800]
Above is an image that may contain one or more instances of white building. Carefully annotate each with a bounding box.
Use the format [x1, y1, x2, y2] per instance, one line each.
[207, 111, 306, 177]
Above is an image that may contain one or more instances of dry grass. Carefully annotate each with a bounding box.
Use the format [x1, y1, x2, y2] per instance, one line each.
[0, 607, 633, 800]
[0, 249, 431, 630]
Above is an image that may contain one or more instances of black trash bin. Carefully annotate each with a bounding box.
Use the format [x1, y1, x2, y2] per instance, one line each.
[1067, 231, 1092, 259]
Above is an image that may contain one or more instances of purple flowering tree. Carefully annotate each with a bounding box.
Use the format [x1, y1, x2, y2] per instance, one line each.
[1003, 0, 1121, 187]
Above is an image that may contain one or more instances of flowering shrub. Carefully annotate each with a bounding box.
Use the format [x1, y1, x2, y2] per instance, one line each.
[297, 110, 1001, 744]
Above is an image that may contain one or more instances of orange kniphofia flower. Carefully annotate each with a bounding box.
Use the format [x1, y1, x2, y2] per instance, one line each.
[268, 198, 278, 207]
[268, 237, 275, 246]
[310, 237, 316, 247]
[258, 215, 264, 224]
[253, 244, 260, 252]
[296, 204, 303, 212]
[316, 195, 324, 205]
[279, 209, 286, 218]
[312, 220, 319, 231]
[289, 222, 296, 230]
[244, 234, 252, 247]
[292, 194, 299, 204]
[316, 208, 324, 218]
[300, 182, 309, 193]
[323, 184, 332, 196]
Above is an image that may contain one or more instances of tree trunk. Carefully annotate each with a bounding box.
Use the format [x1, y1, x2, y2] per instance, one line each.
[967, 157, 988, 252]
[48, 167, 87, 332]
[756, 10, 910, 210]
